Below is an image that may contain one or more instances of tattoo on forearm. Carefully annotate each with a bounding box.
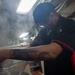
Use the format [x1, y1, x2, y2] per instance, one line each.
[11, 49, 51, 61]
[38, 52, 51, 60]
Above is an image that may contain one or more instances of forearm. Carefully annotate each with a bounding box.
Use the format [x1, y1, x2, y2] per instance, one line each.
[10, 46, 52, 61]
[12, 43, 62, 61]
[0, 43, 63, 61]
[0, 46, 52, 61]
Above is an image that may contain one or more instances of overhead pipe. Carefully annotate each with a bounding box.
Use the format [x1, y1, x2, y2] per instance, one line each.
[55, 0, 68, 12]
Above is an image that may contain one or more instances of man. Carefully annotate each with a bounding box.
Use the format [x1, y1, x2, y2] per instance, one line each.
[0, 2, 75, 75]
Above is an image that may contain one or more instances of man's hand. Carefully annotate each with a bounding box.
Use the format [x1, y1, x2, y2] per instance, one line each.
[0, 49, 11, 72]
[0, 49, 11, 62]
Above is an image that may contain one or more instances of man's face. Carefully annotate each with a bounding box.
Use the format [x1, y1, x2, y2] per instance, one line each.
[43, 13, 54, 29]
[43, 12, 59, 29]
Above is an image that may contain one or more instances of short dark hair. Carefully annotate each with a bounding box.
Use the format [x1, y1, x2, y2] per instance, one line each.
[33, 2, 55, 25]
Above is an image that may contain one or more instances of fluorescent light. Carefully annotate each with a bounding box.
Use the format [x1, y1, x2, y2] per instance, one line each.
[16, 0, 37, 14]
[19, 32, 29, 38]
[39, 25, 45, 28]
[23, 38, 28, 40]
[30, 36, 35, 40]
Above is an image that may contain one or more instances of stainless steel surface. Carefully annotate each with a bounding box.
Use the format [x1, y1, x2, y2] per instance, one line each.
[0, 59, 29, 75]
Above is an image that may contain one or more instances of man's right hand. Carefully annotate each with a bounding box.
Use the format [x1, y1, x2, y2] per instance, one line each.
[0, 49, 11, 63]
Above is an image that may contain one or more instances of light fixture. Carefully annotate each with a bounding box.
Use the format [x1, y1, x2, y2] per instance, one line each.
[39, 25, 45, 28]
[19, 32, 29, 38]
[16, 0, 37, 14]
[30, 36, 35, 40]
[23, 37, 28, 40]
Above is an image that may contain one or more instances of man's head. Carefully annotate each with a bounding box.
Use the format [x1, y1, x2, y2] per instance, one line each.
[33, 2, 59, 29]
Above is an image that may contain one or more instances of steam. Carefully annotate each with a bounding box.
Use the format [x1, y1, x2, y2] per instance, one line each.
[0, 0, 35, 46]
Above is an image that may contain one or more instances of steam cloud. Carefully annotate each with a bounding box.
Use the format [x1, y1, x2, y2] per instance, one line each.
[0, 0, 34, 46]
